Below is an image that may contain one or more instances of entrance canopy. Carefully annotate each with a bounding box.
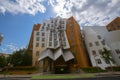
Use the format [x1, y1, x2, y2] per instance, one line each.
[38, 48, 74, 62]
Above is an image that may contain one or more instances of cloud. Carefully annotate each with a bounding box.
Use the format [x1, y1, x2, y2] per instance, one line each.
[48, 0, 120, 26]
[0, 0, 120, 26]
[0, 0, 46, 15]
[0, 43, 25, 53]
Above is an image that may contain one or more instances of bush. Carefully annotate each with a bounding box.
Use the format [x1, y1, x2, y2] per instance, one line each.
[7, 66, 38, 71]
[106, 66, 120, 71]
[81, 67, 106, 73]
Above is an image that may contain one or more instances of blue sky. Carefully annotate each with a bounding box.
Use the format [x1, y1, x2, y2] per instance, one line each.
[0, 0, 120, 54]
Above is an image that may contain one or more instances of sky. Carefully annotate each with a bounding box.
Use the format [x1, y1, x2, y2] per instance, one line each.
[0, 0, 120, 54]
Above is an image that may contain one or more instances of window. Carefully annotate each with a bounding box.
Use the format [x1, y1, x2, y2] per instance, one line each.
[92, 50, 97, 56]
[62, 21, 64, 24]
[95, 41, 99, 46]
[96, 59, 102, 64]
[101, 39, 105, 45]
[48, 24, 50, 27]
[35, 61, 38, 66]
[62, 41, 66, 46]
[117, 26, 120, 28]
[97, 35, 101, 39]
[89, 43, 93, 47]
[42, 38, 45, 42]
[115, 49, 120, 54]
[51, 20, 53, 23]
[36, 32, 39, 35]
[42, 32, 45, 36]
[42, 26, 44, 30]
[49, 37, 52, 41]
[36, 37, 39, 41]
[54, 41, 58, 46]
[36, 43, 39, 47]
[46, 27, 49, 31]
[119, 56, 120, 59]
[36, 51, 39, 56]
[49, 42, 52, 46]
[98, 49, 102, 55]
[105, 59, 110, 64]
[42, 43, 45, 47]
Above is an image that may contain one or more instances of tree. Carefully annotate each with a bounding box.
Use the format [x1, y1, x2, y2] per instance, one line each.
[9, 48, 32, 66]
[101, 48, 114, 71]
[0, 55, 7, 67]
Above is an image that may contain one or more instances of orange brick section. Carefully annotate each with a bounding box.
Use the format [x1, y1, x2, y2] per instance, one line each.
[27, 24, 40, 65]
[106, 17, 120, 31]
[66, 16, 89, 68]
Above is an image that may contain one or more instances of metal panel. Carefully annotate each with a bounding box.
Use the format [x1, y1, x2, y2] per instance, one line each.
[38, 49, 54, 61]
[63, 51, 74, 62]
[54, 48, 63, 60]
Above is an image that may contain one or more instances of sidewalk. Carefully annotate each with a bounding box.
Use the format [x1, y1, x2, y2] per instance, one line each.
[94, 71, 120, 77]
[0, 71, 120, 78]
[0, 73, 42, 78]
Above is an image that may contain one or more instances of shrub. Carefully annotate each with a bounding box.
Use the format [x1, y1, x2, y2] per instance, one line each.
[106, 66, 120, 71]
[7, 66, 38, 71]
[81, 67, 106, 73]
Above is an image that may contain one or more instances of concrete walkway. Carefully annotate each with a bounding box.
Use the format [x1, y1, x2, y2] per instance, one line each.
[0, 71, 120, 78]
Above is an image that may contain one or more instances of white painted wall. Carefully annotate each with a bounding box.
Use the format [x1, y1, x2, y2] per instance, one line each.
[83, 26, 115, 69]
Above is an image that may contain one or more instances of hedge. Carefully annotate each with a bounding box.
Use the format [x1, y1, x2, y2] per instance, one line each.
[106, 66, 120, 71]
[4, 66, 38, 71]
[81, 67, 106, 73]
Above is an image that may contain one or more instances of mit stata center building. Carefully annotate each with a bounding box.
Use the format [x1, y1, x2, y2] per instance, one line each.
[28, 16, 89, 73]
[28, 16, 120, 73]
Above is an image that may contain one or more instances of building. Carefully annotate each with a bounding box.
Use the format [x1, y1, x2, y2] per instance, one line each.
[27, 24, 40, 65]
[83, 26, 116, 69]
[105, 17, 120, 65]
[0, 53, 10, 58]
[83, 17, 120, 69]
[28, 16, 120, 72]
[28, 16, 89, 73]
[106, 17, 120, 31]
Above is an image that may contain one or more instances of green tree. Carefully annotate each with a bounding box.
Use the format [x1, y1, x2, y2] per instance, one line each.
[22, 49, 32, 66]
[0, 55, 7, 67]
[101, 48, 114, 71]
[9, 48, 32, 66]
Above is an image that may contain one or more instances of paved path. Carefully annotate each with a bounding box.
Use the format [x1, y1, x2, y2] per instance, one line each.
[0, 72, 120, 80]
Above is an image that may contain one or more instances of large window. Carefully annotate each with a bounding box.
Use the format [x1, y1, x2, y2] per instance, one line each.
[36, 43, 39, 47]
[96, 59, 102, 64]
[97, 35, 101, 39]
[49, 42, 52, 46]
[115, 49, 120, 54]
[89, 42, 93, 47]
[36, 37, 39, 41]
[36, 51, 39, 56]
[42, 32, 45, 36]
[105, 59, 110, 64]
[98, 49, 102, 55]
[42, 43, 45, 47]
[42, 38, 45, 42]
[101, 39, 105, 45]
[92, 50, 97, 56]
[36, 32, 39, 36]
[95, 41, 99, 46]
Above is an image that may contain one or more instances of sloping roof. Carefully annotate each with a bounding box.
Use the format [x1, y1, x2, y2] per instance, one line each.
[38, 49, 54, 61]
[38, 48, 74, 62]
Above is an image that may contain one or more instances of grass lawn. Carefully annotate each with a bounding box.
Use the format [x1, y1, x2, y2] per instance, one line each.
[32, 73, 95, 79]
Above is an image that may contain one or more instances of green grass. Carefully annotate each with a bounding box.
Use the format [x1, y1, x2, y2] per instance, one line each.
[32, 73, 95, 79]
